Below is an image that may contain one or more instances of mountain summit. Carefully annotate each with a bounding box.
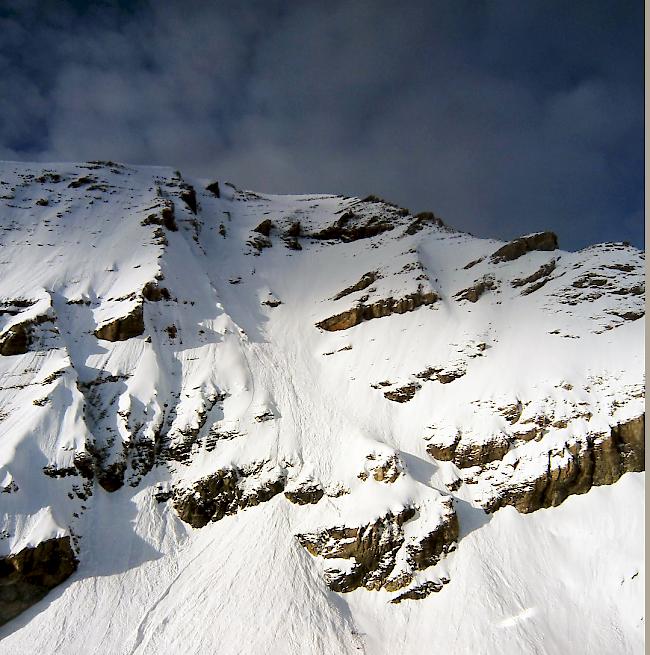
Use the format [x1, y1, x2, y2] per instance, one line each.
[0, 161, 644, 654]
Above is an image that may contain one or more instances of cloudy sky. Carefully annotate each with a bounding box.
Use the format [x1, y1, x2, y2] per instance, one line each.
[0, 0, 643, 250]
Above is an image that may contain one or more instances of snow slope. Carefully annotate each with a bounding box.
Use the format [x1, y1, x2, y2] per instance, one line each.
[0, 161, 644, 654]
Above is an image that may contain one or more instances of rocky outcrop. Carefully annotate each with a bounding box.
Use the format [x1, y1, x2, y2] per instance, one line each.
[316, 289, 437, 331]
[173, 464, 287, 528]
[142, 281, 170, 302]
[484, 415, 645, 513]
[94, 304, 144, 341]
[282, 221, 302, 250]
[205, 181, 220, 197]
[454, 275, 496, 303]
[0, 537, 78, 626]
[97, 461, 127, 492]
[0, 323, 30, 356]
[332, 271, 379, 301]
[490, 232, 558, 263]
[68, 175, 95, 189]
[511, 260, 556, 288]
[426, 430, 511, 468]
[453, 434, 511, 469]
[403, 211, 444, 236]
[297, 500, 458, 593]
[284, 482, 324, 505]
[297, 507, 416, 592]
[141, 200, 177, 232]
[415, 365, 466, 384]
[179, 183, 197, 214]
[0, 313, 53, 356]
[390, 578, 449, 603]
[369, 454, 403, 483]
[425, 435, 460, 462]
[309, 213, 394, 242]
[252, 219, 273, 236]
[384, 383, 421, 403]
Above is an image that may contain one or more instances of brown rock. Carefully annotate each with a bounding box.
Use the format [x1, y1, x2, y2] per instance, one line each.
[310, 215, 394, 242]
[511, 260, 556, 288]
[316, 289, 437, 332]
[0, 323, 30, 356]
[490, 232, 558, 263]
[253, 219, 273, 236]
[426, 435, 460, 461]
[97, 461, 126, 492]
[284, 483, 324, 505]
[0, 537, 78, 626]
[94, 304, 145, 341]
[485, 414, 645, 513]
[179, 184, 197, 214]
[453, 434, 510, 468]
[332, 271, 379, 301]
[0, 313, 52, 356]
[454, 275, 496, 303]
[141, 201, 177, 232]
[298, 499, 458, 594]
[403, 211, 444, 236]
[384, 383, 421, 403]
[173, 465, 287, 528]
[297, 507, 416, 592]
[390, 579, 446, 603]
[142, 281, 170, 302]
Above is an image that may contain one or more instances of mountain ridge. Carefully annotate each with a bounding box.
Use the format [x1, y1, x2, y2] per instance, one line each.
[0, 160, 644, 654]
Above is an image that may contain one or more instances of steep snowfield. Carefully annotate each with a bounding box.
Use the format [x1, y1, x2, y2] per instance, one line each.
[0, 161, 644, 654]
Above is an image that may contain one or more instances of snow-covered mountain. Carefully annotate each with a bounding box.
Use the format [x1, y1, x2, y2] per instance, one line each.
[0, 160, 644, 654]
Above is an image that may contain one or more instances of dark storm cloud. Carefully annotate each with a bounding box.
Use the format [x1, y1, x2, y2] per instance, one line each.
[0, 0, 643, 250]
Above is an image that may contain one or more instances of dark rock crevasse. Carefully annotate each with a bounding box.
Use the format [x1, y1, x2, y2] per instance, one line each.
[0, 536, 78, 626]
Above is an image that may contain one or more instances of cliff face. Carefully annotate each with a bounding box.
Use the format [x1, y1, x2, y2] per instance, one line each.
[0, 161, 644, 654]
[0, 537, 78, 626]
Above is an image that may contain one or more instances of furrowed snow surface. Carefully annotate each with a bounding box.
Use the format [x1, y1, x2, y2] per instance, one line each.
[0, 161, 644, 654]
